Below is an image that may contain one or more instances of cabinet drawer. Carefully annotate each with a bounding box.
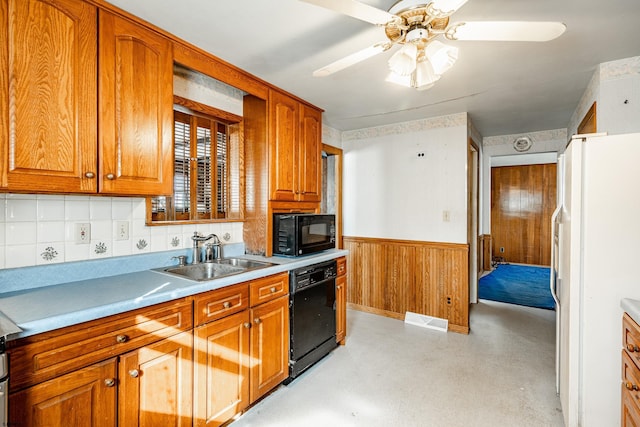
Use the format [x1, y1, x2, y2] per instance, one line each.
[624, 350, 640, 391]
[250, 272, 289, 307]
[194, 283, 249, 326]
[8, 299, 192, 391]
[337, 257, 346, 276]
[624, 314, 640, 367]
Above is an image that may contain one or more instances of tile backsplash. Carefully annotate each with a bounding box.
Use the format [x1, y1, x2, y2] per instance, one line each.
[0, 194, 243, 269]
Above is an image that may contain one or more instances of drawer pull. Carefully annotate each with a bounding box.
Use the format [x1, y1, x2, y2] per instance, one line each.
[223, 301, 232, 309]
[104, 378, 116, 387]
[626, 382, 639, 391]
[106, 173, 115, 180]
[244, 322, 251, 329]
[129, 369, 140, 378]
[254, 318, 262, 325]
[116, 334, 129, 344]
[628, 344, 640, 353]
[84, 172, 95, 179]
[270, 287, 277, 293]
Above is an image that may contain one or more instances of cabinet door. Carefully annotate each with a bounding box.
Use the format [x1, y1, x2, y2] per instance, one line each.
[0, 0, 98, 192]
[9, 358, 117, 427]
[118, 332, 193, 427]
[298, 105, 322, 202]
[336, 273, 347, 345]
[250, 295, 289, 403]
[98, 11, 173, 196]
[269, 90, 298, 201]
[194, 310, 250, 427]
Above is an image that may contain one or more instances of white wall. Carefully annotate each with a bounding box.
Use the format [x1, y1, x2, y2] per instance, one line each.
[342, 113, 469, 243]
[567, 55, 640, 138]
[598, 56, 640, 135]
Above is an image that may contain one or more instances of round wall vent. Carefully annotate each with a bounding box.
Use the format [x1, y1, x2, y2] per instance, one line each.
[513, 136, 532, 152]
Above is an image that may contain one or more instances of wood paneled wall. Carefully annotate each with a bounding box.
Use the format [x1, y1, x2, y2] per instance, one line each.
[491, 164, 556, 266]
[344, 236, 469, 334]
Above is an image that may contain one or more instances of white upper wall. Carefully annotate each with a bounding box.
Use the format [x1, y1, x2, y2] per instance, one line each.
[567, 55, 640, 137]
[342, 113, 469, 244]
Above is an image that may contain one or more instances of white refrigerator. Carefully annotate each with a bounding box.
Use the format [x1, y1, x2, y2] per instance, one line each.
[551, 132, 640, 427]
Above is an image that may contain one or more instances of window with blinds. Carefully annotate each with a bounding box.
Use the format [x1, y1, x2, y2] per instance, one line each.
[150, 105, 234, 222]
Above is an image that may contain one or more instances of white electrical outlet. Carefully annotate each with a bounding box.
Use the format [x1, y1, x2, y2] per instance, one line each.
[116, 221, 129, 241]
[75, 223, 91, 244]
[442, 210, 451, 222]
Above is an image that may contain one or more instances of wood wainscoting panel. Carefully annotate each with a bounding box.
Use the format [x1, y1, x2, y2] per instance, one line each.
[344, 237, 469, 334]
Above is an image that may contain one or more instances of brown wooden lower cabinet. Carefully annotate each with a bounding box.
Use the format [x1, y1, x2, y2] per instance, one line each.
[336, 256, 347, 345]
[9, 358, 118, 427]
[8, 272, 292, 427]
[622, 314, 640, 426]
[194, 310, 250, 427]
[249, 294, 289, 403]
[344, 236, 469, 334]
[118, 331, 193, 427]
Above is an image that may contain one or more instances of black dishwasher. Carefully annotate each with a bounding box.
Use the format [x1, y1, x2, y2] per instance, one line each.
[287, 260, 338, 381]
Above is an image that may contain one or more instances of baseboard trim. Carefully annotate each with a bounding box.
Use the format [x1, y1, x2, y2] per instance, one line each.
[348, 303, 470, 334]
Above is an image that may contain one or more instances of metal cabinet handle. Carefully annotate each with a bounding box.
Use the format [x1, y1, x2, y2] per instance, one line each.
[628, 344, 639, 353]
[106, 173, 115, 180]
[104, 378, 116, 387]
[223, 301, 231, 309]
[270, 287, 277, 293]
[626, 382, 639, 391]
[85, 172, 95, 179]
[116, 334, 128, 343]
[129, 369, 140, 378]
[254, 318, 262, 324]
[244, 322, 251, 329]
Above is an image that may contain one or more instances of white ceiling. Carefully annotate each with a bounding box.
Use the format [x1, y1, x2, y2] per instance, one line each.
[106, 0, 640, 137]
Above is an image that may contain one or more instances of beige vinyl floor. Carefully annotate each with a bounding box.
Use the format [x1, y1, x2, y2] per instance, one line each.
[230, 301, 564, 427]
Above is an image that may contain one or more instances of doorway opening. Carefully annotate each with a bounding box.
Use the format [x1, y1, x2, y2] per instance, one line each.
[322, 144, 343, 248]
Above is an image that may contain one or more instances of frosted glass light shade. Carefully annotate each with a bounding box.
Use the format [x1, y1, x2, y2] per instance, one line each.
[414, 60, 441, 89]
[424, 40, 458, 75]
[388, 43, 418, 76]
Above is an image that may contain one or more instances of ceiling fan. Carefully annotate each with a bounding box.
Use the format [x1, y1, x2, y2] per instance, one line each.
[302, 0, 566, 90]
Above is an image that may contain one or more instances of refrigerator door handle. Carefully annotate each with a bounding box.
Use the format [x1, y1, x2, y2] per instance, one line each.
[550, 203, 562, 395]
[550, 205, 561, 306]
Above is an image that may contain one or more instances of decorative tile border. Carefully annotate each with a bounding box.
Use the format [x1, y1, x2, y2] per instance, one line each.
[600, 56, 640, 81]
[483, 128, 567, 147]
[322, 124, 342, 148]
[342, 112, 467, 142]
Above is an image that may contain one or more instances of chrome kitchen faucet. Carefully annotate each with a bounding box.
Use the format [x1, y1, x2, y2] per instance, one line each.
[191, 232, 221, 264]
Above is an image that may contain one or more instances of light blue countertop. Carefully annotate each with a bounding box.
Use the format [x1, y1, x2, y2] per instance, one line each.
[622, 298, 640, 325]
[0, 249, 348, 341]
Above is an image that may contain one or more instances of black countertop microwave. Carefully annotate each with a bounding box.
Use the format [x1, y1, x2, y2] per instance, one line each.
[273, 214, 336, 256]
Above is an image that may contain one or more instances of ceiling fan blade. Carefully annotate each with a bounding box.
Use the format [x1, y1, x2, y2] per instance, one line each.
[446, 21, 566, 42]
[313, 43, 391, 77]
[300, 0, 395, 25]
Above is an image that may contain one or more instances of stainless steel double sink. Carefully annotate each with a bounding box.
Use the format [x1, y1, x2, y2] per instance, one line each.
[153, 258, 275, 282]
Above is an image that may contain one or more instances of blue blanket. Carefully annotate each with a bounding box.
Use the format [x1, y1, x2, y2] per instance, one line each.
[479, 264, 555, 310]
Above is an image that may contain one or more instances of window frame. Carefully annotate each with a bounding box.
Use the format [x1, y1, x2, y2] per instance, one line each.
[146, 95, 243, 225]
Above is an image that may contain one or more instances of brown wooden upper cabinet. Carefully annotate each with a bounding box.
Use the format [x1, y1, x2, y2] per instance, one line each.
[0, 0, 173, 195]
[268, 89, 321, 203]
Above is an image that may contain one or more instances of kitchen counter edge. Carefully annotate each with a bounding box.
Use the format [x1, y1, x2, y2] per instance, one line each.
[0, 249, 349, 341]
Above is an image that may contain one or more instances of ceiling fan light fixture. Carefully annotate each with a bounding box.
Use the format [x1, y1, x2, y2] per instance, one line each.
[388, 42, 419, 76]
[415, 59, 441, 89]
[424, 40, 458, 75]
